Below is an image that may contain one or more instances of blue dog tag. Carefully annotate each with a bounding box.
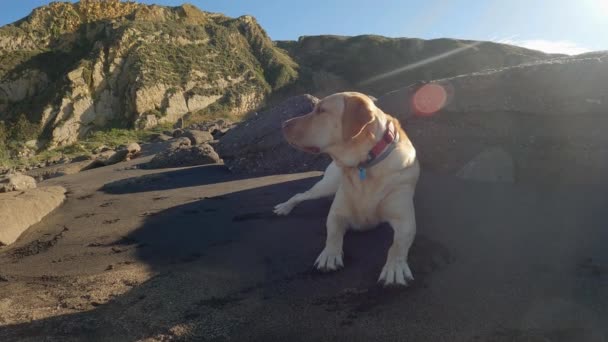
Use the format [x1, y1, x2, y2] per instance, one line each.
[359, 168, 366, 180]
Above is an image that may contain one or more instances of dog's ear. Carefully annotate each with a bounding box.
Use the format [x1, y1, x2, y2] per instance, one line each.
[342, 94, 375, 141]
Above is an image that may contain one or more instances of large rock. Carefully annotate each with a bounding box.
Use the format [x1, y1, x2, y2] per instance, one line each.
[96, 149, 129, 165]
[180, 129, 214, 145]
[145, 144, 221, 169]
[167, 137, 191, 149]
[0, 186, 66, 246]
[373, 56, 608, 184]
[188, 119, 235, 138]
[216, 95, 331, 175]
[377, 56, 608, 120]
[439, 56, 608, 115]
[126, 142, 142, 155]
[0, 173, 37, 193]
[456, 147, 515, 183]
[83, 143, 142, 170]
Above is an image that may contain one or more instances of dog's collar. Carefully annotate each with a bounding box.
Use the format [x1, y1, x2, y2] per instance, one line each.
[357, 120, 399, 180]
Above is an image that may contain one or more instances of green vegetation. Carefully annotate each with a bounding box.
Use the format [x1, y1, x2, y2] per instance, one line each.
[226, 16, 298, 90]
[127, 17, 287, 96]
[0, 50, 42, 79]
[0, 125, 173, 169]
[8, 113, 40, 142]
[0, 122, 9, 166]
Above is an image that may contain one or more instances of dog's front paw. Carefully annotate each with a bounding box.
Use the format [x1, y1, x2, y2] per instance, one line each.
[314, 248, 344, 272]
[378, 258, 414, 286]
[273, 201, 294, 216]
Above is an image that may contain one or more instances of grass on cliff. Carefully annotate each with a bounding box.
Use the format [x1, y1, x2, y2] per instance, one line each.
[0, 124, 173, 169]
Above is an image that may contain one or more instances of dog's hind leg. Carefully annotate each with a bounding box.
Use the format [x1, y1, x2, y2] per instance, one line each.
[274, 162, 340, 216]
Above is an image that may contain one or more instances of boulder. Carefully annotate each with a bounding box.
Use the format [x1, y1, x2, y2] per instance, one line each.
[93, 149, 124, 165]
[188, 119, 235, 134]
[126, 142, 142, 155]
[180, 129, 213, 145]
[0, 186, 66, 246]
[167, 137, 192, 149]
[83, 143, 141, 170]
[376, 56, 608, 119]
[106, 150, 131, 164]
[144, 144, 221, 169]
[439, 56, 608, 115]
[149, 133, 173, 142]
[216, 95, 330, 175]
[0, 173, 37, 193]
[372, 57, 608, 184]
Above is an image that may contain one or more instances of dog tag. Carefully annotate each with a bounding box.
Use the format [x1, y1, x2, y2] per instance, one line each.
[359, 168, 366, 180]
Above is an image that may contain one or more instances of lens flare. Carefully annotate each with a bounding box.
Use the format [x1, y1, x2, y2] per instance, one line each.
[412, 83, 447, 116]
[358, 41, 484, 86]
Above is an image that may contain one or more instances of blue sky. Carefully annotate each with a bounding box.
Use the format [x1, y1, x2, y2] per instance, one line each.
[2, 0, 607, 54]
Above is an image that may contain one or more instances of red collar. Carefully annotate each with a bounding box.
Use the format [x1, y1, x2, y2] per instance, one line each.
[357, 121, 399, 180]
[367, 120, 396, 162]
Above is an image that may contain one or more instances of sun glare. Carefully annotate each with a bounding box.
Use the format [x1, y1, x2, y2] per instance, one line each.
[597, 0, 608, 12]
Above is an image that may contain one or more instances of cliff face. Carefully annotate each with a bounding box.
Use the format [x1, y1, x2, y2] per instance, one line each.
[0, 1, 298, 147]
[0, 1, 591, 152]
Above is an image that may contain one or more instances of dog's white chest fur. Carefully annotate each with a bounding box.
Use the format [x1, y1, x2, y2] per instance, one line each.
[339, 172, 391, 230]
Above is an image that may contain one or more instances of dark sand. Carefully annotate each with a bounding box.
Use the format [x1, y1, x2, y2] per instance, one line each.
[1, 157, 607, 341]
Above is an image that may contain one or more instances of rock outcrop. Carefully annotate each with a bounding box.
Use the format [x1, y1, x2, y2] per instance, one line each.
[178, 130, 214, 146]
[145, 144, 221, 169]
[83, 142, 142, 170]
[0, 186, 66, 245]
[216, 94, 331, 175]
[0, 1, 298, 148]
[375, 55, 608, 184]
[456, 147, 515, 183]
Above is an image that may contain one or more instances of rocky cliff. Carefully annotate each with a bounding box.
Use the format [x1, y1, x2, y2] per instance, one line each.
[0, 0, 297, 148]
[0, 0, 592, 155]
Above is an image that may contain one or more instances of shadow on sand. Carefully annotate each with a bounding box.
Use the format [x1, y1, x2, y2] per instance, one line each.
[1, 166, 608, 341]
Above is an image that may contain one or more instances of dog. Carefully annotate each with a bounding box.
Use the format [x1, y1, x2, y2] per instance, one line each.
[274, 92, 420, 286]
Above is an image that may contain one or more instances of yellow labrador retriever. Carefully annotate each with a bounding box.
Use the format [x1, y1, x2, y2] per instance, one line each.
[275, 92, 420, 286]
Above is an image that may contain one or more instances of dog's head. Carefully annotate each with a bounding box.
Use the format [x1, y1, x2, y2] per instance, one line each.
[282, 92, 378, 162]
